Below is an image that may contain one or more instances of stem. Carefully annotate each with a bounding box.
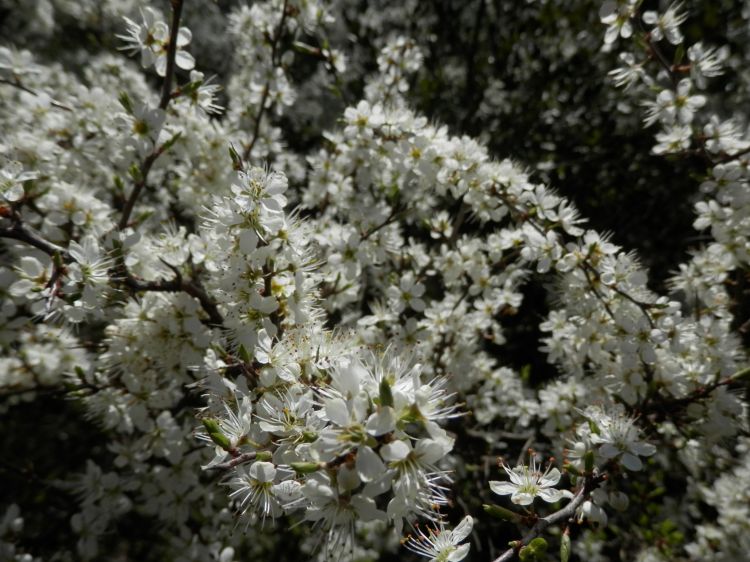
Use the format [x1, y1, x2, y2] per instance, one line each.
[119, 0, 184, 231]
[243, 0, 289, 162]
[0, 217, 223, 327]
[117, 148, 161, 230]
[209, 451, 259, 471]
[0, 221, 69, 258]
[160, 0, 185, 111]
[0, 78, 74, 111]
[493, 475, 600, 562]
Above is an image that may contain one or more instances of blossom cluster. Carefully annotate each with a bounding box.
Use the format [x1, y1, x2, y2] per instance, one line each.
[1, 1, 749, 561]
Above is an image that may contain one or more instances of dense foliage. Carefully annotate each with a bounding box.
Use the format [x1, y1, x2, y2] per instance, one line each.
[2, 1, 750, 561]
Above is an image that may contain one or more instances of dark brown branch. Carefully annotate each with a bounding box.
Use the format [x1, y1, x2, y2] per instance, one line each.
[119, 263, 224, 327]
[0, 78, 74, 111]
[118, 149, 162, 230]
[0, 221, 69, 258]
[209, 451, 259, 471]
[160, 0, 185, 111]
[242, 0, 289, 162]
[119, 0, 184, 231]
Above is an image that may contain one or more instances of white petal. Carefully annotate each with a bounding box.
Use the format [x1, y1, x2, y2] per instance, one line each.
[249, 461, 276, 483]
[621, 452, 643, 471]
[630, 442, 656, 457]
[599, 443, 620, 459]
[537, 488, 563, 503]
[448, 543, 471, 562]
[356, 446, 386, 482]
[451, 515, 473, 542]
[175, 50, 195, 71]
[489, 481, 516, 496]
[380, 440, 410, 462]
[324, 397, 350, 427]
[511, 491, 535, 505]
[365, 407, 396, 436]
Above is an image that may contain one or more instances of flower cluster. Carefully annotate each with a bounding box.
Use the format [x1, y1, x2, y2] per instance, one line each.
[1, 1, 749, 561]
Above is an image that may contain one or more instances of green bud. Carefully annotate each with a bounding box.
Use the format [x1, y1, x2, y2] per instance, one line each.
[202, 418, 221, 434]
[584, 450, 595, 473]
[128, 163, 143, 183]
[255, 451, 273, 462]
[519, 538, 548, 561]
[201, 418, 232, 451]
[528, 538, 548, 553]
[379, 378, 394, 408]
[228, 144, 243, 171]
[118, 91, 133, 114]
[301, 431, 319, 443]
[483, 504, 521, 522]
[290, 462, 322, 474]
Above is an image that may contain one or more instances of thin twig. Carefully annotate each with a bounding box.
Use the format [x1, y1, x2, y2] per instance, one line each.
[160, 0, 185, 111]
[209, 451, 259, 471]
[243, 0, 289, 162]
[493, 475, 600, 562]
[0, 78, 74, 111]
[0, 221, 69, 258]
[119, 0, 184, 230]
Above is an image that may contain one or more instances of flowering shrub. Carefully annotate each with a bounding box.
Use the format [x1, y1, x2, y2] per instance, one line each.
[1, 1, 749, 561]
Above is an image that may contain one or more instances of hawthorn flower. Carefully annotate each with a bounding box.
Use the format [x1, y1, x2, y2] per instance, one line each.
[652, 124, 692, 155]
[118, 8, 164, 68]
[688, 42, 730, 89]
[643, 2, 687, 45]
[599, 0, 638, 44]
[609, 52, 647, 90]
[404, 515, 473, 562]
[117, 8, 195, 76]
[1, 160, 37, 202]
[489, 457, 567, 506]
[227, 461, 284, 522]
[644, 80, 706, 126]
[581, 406, 657, 471]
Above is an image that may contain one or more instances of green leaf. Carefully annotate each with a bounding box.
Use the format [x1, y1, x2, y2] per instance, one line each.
[159, 131, 182, 154]
[228, 144, 243, 171]
[238, 344, 253, 364]
[118, 91, 133, 114]
[673, 44, 685, 66]
[560, 532, 571, 562]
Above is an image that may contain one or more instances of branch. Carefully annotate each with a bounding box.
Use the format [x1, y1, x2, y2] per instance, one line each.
[0, 78, 74, 111]
[160, 0, 185, 111]
[118, 261, 224, 328]
[208, 451, 259, 471]
[1, 217, 224, 327]
[0, 221, 69, 258]
[242, 0, 289, 162]
[493, 477, 597, 562]
[119, 0, 184, 230]
[642, 365, 750, 417]
[117, 148, 162, 230]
